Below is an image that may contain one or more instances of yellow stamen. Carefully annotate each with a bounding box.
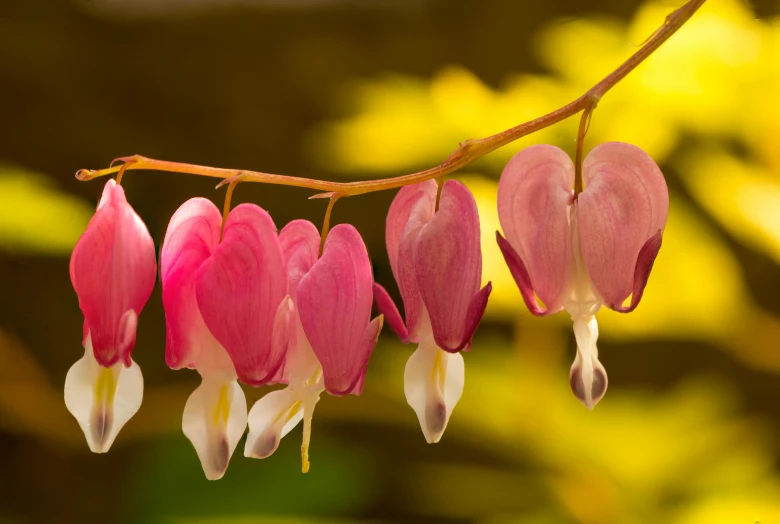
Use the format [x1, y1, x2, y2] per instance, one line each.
[93, 366, 117, 406]
[212, 384, 231, 428]
[431, 350, 447, 393]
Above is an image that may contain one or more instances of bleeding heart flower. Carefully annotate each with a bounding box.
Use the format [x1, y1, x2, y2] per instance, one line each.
[195, 203, 293, 389]
[373, 179, 492, 443]
[160, 198, 248, 480]
[496, 142, 669, 409]
[66, 179, 156, 453]
[244, 219, 324, 470]
[243, 222, 382, 472]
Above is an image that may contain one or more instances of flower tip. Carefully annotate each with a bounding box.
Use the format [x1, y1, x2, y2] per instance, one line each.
[423, 398, 447, 444]
[89, 404, 113, 453]
[64, 347, 144, 454]
[569, 355, 608, 410]
[245, 433, 280, 460]
[205, 437, 230, 481]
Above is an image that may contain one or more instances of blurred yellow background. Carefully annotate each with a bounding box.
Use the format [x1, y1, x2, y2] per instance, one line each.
[1, 0, 780, 522]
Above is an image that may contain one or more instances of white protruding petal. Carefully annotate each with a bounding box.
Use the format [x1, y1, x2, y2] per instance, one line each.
[404, 334, 465, 444]
[64, 342, 143, 453]
[569, 317, 608, 410]
[283, 316, 321, 385]
[182, 376, 247, 480]
[245, 387, 305, 459]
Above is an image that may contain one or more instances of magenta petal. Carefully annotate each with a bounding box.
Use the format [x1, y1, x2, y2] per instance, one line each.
[385, 180, 438, 342]
[297, 224, 379, 396]
[497, 145, 574, 313]
[448, 282, 492, 353]
[415, 180, 486, 352]
[372, 282, 409, 342]
[496, 232, 549, 316]
[578, 142, 669, 311]
[160, 198, 222, 369]
[196, 204, 289, 386]
[279, 219, 321, 302]
[69, 179, 157, 367]
[611, 230, 663, 313]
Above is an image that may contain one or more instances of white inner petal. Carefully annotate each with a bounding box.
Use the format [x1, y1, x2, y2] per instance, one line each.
[64, 337, 143, 453]
[245, 387, 305, 460]
[182, 375, 247, 481]
[404, 329, 465, 444]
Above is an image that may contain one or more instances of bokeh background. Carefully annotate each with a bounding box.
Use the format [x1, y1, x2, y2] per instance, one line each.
[2, 0, 780, 522]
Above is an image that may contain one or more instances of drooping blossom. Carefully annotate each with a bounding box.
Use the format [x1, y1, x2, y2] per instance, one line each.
[496, 142, 668, 409]
[66, 179, 156, 453]
[373, 179, 492, 443]
[160, 198, 249, 480]
[195, 203, 293, 389]
[245, 221, 382, 472]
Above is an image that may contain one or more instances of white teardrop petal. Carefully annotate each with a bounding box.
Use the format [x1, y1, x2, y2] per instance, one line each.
[182, 377, 247, 480]
[245, 387, 304, 459]
[64, 345, 143, 453]
[569, 317, 608, 410]
[404, 337, 465, 444]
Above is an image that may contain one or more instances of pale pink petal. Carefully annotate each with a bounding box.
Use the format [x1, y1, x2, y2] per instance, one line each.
[385, 181, 437, 342]
[279, 219, 321, 302]
[160, 198, 223, 370]
[277, 220, 322, 384]
[497, 145, 574, 314]
[70, 179, 157, 367]
[578, 142, 669, 311]
[415, 180, 490, 352]
[196, 204, 289, 386]
[297, 224, 381, 396]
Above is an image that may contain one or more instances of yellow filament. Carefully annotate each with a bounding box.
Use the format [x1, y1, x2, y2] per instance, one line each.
[93, 366, 117, 407]
[431, 350, 447, 393]
[212, 384, 231, 428]
[272, 400, 303, 425]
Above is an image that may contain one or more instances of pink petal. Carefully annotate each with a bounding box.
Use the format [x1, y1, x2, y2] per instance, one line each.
[385, 180, 438, 342]
[496, 232, 547, 315]
[415, 180, 490, 353]
[297, 224, 381, 396]
[195, 204, 290, 386]
[497, 145, 574, 314]
[610, 229, 663, 313]
[372, 282, 409, 342]
[69, 179, 157, 367]
[278, 220, 322, 384]
[578, 142, 669, 311]
[279, 219, 320, 302]
[160, 198, 223, 370]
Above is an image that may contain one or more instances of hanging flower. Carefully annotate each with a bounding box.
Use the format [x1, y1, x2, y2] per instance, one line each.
[244, 219, 323, 467]
[496, 142, 668, 409]
[195, 203, 293, 388]
[160, 198, 248, 480]
[65, 179, 156, 453]
[245, 221, 382, 472]
[374, 179, 492, 443]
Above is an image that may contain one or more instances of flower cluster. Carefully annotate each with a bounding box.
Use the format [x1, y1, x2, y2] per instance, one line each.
[66, 141, 667, 479]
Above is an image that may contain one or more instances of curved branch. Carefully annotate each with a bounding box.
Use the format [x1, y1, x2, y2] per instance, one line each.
[76, 0, 706, 196]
